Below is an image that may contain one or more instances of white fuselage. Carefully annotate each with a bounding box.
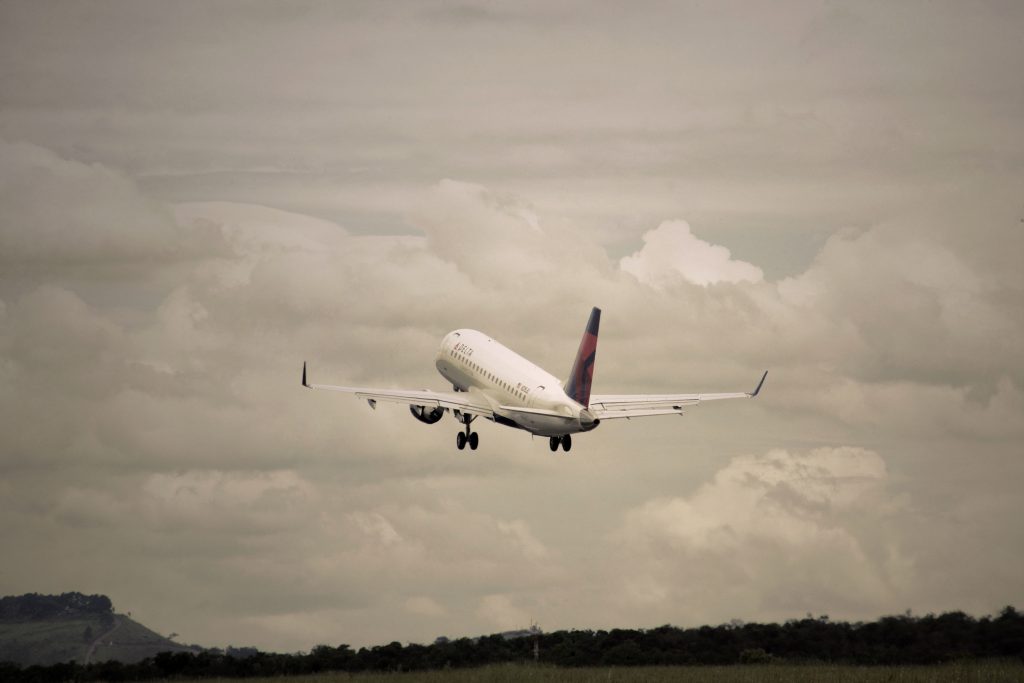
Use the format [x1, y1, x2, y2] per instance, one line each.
[303, 306, 761, 452]
[434, 329, 597, 437]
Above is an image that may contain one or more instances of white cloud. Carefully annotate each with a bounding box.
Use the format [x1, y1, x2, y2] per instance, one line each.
[173, 201, 349, 253]
[806, 376, 1024, 440]
[771, 223, 1024, 386]
[477, 594, 530, 631]
[0, 140, 218, 265]
[1, 138, 1022, 650]
[349, 511, 404, 549]
[620, 220, 764, 288]
[613, 447, 911, 622]
[405, 596, 447, 618]
[496, 520, 548, 561]
[415, 179, 611, 289]
[140, 470, 319, 534]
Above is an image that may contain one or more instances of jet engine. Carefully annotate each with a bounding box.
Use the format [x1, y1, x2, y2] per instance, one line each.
[409, 405, 445, 425]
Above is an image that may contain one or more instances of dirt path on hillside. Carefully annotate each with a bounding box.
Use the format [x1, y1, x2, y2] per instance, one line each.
[84, 616, 121, 665]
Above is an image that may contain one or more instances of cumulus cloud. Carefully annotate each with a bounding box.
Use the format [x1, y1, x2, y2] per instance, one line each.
[405, 596, 447, 618]
[620, 220, 764, 288]
[140, 470, 319, 533]
[774, 224, 1023, 385]
[614, 448, 911, 622]
[415, 179, 611, 291]
[0, 140, 220, 265]
[806, 376, 1024, 440]
[497, 519, 548, 561]
[1, 138, 1021, 650]
[478, 594, 531, 631]
[0, 0, 1022, 655]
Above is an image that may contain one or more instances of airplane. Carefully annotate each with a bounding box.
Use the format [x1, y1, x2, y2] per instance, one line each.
[302, 307, 766, 452]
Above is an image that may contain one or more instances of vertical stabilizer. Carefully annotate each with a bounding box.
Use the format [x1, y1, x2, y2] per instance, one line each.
[566, 307, 601, 407]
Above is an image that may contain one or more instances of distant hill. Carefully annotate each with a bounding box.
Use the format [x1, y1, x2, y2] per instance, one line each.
[0, 593, 197, 666]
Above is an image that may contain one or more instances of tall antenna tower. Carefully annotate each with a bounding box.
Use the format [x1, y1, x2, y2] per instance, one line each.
[532, 620, 540, 663]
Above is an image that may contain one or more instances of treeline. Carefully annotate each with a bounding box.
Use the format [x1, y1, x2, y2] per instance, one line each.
[2, 607, 1022, 682]
[0, 593, 113, 621]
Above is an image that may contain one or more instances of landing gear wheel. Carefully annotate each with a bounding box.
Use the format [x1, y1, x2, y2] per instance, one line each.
[561, 434, 572, 452]
[549, 437, 559, 452]
[468, 432, 479, 450]
[456, 432, 467, 450]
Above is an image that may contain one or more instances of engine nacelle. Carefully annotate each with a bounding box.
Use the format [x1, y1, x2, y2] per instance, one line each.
[409, 405, 445, 425]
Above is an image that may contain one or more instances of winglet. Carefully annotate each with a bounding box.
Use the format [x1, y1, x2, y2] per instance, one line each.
[302, 362, 310, 388]
[749, 370, 768, 397]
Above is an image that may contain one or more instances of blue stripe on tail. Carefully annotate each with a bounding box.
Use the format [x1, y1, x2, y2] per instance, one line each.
[566, 307, 601, 408]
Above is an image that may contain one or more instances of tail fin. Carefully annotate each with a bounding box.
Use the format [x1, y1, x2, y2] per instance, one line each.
[566, 307, 601, 407]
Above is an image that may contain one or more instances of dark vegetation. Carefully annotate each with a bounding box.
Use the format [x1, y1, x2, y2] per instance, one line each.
[1, 596, 1022, 682]
[0, 594, 193, 667]
[0, 594, 113, 622]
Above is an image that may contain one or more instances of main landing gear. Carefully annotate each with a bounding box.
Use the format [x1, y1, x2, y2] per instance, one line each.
[456, 428, 479, 451]
[549, 435, 572, 452]
[455, 411, 478, 451]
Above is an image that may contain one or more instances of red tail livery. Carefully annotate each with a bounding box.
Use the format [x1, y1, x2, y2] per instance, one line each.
[566, 307, 601, 407]
[303, 304, 765, 452]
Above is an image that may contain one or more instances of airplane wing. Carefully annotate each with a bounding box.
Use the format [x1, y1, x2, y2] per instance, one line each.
[301, 362, 494, 418]
[589, 371, 767, 420]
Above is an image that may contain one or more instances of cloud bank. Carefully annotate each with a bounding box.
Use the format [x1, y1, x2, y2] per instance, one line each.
[2, 1, 1022, 653]
[621, 220, 764, 287]
[2, 138, 1021, 650]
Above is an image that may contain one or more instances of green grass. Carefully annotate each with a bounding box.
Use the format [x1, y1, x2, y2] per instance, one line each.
[89, 614, 194, 664]
[0, 613, 193, 666]
[174, 661, 1024, 683]
[0, 616, 101, 665]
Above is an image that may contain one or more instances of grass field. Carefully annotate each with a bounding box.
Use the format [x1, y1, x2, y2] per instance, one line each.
[0, 616, 99, 665]
[176, 661, 1024, 683]
[89, 614, 196, 664]
[0, 613, 194, 666]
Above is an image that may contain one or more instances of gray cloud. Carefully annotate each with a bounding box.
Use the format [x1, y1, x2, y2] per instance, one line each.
[612, 447, 906, 623]
[1, 0, 1022, 652]
[0, 141, 208, 266]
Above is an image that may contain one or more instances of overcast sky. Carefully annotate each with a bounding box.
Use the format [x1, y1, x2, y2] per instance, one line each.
[1, 0, 1022, 652]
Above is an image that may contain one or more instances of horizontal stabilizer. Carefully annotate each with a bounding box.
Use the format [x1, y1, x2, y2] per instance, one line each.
[590, 370, 768, 420]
